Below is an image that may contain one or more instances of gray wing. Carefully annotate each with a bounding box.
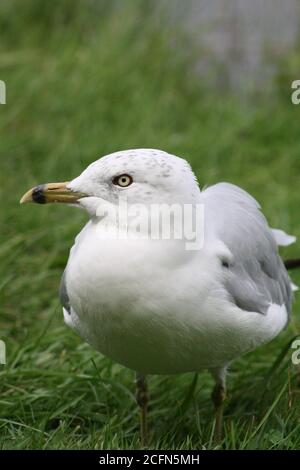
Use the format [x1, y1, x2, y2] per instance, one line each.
[59, 268, 71, 315]
[202, 183, 293, 316]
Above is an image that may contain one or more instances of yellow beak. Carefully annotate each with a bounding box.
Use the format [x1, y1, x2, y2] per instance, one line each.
[20, 182, 87, 205]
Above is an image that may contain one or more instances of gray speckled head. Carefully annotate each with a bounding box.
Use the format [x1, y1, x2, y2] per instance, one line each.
[69, 149, 200, 211]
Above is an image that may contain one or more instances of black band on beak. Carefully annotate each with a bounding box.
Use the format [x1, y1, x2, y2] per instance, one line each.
[32, 185, 47, 204]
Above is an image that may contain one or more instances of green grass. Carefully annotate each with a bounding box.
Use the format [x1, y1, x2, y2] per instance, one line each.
[0, 0, 300, 450]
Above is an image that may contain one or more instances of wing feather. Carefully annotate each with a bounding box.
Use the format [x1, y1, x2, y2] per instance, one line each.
[202, 183, 293, 316]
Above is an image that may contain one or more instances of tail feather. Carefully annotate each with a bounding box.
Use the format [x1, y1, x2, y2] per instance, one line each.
[284, 258, 300, 270]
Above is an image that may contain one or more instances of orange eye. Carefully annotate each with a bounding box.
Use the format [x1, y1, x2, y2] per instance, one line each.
[113, 174, 133, 187]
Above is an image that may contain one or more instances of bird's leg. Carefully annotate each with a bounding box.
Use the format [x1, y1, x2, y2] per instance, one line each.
[212, 382, 226, 443]
[210, 367, 227, 444]
[135, 373, 148, 447]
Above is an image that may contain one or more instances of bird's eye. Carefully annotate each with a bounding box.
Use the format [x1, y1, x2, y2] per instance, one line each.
[113, 174, 133, 187]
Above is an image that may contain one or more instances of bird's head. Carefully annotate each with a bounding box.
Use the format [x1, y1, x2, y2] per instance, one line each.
[20, 149, 199, 216]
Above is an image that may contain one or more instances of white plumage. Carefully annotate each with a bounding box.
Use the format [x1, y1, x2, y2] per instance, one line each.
[61, 149, 294, 375]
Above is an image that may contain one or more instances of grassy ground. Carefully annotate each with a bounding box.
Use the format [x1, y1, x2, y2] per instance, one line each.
[0, 1, 300, 450]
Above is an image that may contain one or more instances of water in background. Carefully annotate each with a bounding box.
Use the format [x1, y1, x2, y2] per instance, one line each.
[160, 0, 300, 91]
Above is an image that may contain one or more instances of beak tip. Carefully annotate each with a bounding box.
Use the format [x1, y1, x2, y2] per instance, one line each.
[20, 193, 32, 205]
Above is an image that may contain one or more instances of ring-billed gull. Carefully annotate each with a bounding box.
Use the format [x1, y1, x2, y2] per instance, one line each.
[20, 148, 298, 444]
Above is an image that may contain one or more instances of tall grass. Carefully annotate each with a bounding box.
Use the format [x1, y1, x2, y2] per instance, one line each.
[0, 0, 299, 449]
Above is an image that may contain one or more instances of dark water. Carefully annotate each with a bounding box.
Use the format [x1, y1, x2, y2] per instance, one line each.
[161, 0, 300, 90]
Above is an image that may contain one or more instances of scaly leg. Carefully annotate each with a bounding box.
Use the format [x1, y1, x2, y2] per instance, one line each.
[135, 373, 148, 447]
[210, 367, 227, 444]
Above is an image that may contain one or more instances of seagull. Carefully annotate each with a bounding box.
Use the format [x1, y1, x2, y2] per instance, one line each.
[20, 148, 298, 445]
